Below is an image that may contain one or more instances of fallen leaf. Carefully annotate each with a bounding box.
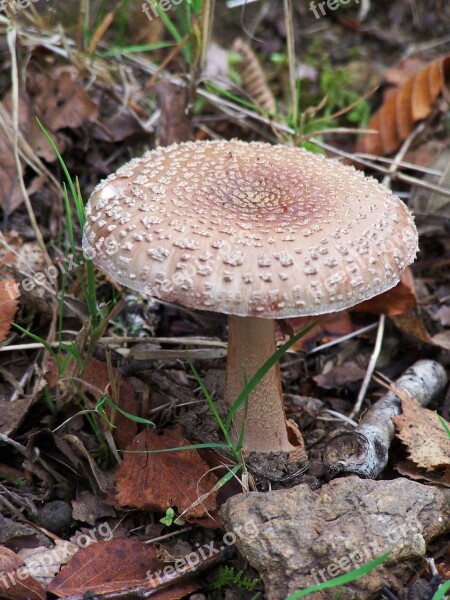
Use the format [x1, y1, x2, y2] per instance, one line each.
[286, 311, 353, 352]
[391, 307, 435, 346]
[156, 82, 194, 147]
[353, 269, 417, 316]
[393, 395, 450, 471]
[0, 91, 36, 214]
[357, 55, 450, 155]
[395, 460, 450, 488]
[18, 540, 78, 586]
[314, 361, 366, 389]
[385, 58, 427, 87]
[0, 280, 19, 343]
[431, 330, 450, 350]
[27, 66, 98, 160]
[71, 490, 116, 527]
[0, 392, 36, 436]
[0, 546, 46, 600]
[115, 428, 218, 520]
[45, 358, 145, 450]
[48, 539, 162, 597]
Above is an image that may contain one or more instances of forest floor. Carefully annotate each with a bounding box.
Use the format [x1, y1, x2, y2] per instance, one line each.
[0, 1, 449, 599]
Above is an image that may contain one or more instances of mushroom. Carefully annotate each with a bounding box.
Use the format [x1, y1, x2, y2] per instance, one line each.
[82, 140, 418, 457]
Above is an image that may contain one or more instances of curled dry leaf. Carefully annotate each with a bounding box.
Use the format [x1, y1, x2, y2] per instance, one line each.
[357, 55, 450, 155]
[393, 394, 450, 484]
[0, 545, 46, 600]
[0, 280, 19, 343]
[114, 428, 218, 521]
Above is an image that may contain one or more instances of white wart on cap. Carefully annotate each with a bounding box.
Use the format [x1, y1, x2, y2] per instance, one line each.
[82, 140, 418, 318]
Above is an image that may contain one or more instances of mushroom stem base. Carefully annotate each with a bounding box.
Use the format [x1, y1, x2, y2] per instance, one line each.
[225, 315, 303, 455]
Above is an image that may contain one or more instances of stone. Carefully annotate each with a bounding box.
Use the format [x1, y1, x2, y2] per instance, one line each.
[220, 476, 450, 599]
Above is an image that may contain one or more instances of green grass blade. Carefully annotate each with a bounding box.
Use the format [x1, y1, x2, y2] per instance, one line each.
[12, 323, 57, 360]
[284, 552, 391, 599]
[61, 183, 76, 259]
[121, 442, 230, 453]
[96, 395, 155, 426]
[225, 321, 319, 431]
[186, 351, 235, 451]
[37, 120, 99, 321]
[149, 0, 182, 42]
[205, 81, 273, 115]
[436, 412, 450, 439]
[102, 42, 174, 56]
[216, 464, 241, 487]
[37, 120, 78, 218]
[431, 580, 450, 600]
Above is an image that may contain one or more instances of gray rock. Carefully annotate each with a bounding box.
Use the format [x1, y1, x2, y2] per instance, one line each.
[220, 476, 450, 599]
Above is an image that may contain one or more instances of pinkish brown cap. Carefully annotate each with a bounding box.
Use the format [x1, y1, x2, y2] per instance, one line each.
[82, 140, 418, 318]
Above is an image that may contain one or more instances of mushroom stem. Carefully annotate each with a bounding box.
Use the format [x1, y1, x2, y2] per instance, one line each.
[224, 315, 293, 453]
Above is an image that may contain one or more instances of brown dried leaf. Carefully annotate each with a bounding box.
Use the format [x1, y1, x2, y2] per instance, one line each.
[0, 546, 46, 600]
[71, 490, 116, 527]
[314, 361, 366, 389]
[156, 82, 194, 146]
[47, 539, 162, 597]
[0, 91, 40, 214]
[46, 357, 144, 449]
[115, 428, 218, 519]
[353, 268, 417, 316]
[27, 66, 98, 161]
[0, 280, 19, 343]
[287, 311, 353, 352]
[232, 38, 276, 114]
[393, 395, 450, 470]
[391, 307, 435, 346]
[395, 460, 450, 488]
[357, 55, 450, 155]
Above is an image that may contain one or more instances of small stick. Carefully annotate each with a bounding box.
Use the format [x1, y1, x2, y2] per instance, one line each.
[349, 314, 385, 419]
[323, 360, 448, 479]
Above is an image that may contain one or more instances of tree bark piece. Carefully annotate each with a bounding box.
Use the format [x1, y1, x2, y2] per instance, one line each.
[323, 359, 448, 479]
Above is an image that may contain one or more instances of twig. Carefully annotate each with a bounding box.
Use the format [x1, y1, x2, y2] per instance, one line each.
[349, 314, 385, 419]
[307, 322, 378, 355]
[323, 360, 448, 478]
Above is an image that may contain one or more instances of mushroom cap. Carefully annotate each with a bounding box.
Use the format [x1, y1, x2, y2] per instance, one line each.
[82, 140, 418, 318]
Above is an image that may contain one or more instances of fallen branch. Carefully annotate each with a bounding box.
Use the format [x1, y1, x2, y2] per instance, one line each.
[323, 359, 448, 479]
